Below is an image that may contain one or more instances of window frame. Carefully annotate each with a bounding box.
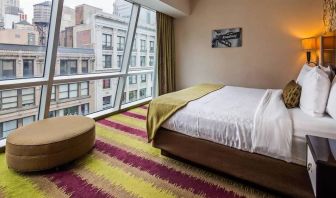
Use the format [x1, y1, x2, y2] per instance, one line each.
[102, 33, 112, 50]
[23, 59, 34, 78]
[103, 55, 112, 68]
[82, 60, 89, 74]
[117, 36, 125, 51]
[60, 60, 78, 75]
[0, 59, 16, 80]
[0, 2, 157, 145]
[103, 79, 111, 89]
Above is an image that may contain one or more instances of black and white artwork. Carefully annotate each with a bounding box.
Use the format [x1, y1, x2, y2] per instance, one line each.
[211, 28, 242, 48]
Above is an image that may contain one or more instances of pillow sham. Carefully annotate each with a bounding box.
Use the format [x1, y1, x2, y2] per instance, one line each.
[282, 80, 301, 109]
[296, 63, 314, 86]
[300, 67, 331, 117]
[327, 77, 336, 119]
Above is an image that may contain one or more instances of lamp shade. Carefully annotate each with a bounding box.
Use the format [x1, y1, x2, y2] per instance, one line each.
[301, 37, 316, 50]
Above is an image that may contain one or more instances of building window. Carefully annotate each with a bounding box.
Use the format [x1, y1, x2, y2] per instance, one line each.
[28, 33, 35, 45]
[103, 55, 112, 68]
[1, 120, 17, 138]
[140, 88, 146, 99]
[150, 41, 154, 52]
[59, 84, 69, 99]
[129, 90, 137, 102]
[51, 86, 56, 101]
[23, 60, 34, 77]
[140, 39, 146, 52]
[49, 111, 57, 118]
[141, 74, 146, 82]
[103, 96, 112, 108]
[117, 36, 125, 51]
[130, 56, 136, 67]
[140, 56, 146, 67]
[102, 34, 112, 50]
[122, 92, 126, 104]
[132, 38, 137, 51]
[117, 55, 122, 68]
[0, 60, 16, 80]
[64, 106, 79, 116]
[80, 82, 89, 96]
[22, 116, 35, 126]
[60, 60, 77, 75]
[129, 75, 137, 84]
[0, 90, 18, 109]
[82, 60, 88, 74]
[103, 79, 111, 89]
[149, 56, 154, 66]
[80, 104, 89, 115]
[69, 83, 78, 98]
[21, 88, 35, 107]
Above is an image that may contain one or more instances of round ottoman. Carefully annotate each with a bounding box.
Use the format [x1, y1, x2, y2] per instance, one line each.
[6, 116, 95, 172]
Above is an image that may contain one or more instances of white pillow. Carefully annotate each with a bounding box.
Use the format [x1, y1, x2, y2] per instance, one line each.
[300, 67, 331, 117]
[327, 77, 336, 119]
[320, 65, 335, 81]
[296, 63, 314, 86]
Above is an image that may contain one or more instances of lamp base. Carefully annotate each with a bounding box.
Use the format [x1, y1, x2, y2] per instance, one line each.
[306, 51, 311, 64]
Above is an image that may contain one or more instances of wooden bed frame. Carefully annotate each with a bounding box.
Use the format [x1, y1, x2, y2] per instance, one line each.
[153, 128, 314, 198]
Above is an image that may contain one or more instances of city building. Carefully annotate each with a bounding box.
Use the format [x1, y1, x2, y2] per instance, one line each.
[4, 0, 20, 15]
[0, 20, 38, 45]
[75, 4, 102, 26]
[0, 44, 95, 138]
[73, 4, 156, 109]
[60, 6, 75, 31]
[0, 0, 5, 28]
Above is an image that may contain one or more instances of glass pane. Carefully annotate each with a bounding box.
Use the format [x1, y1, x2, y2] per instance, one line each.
[0, 86, 41, 139]
[122, 73, 154, 105]
[0, 1, 53, 80]
[56, 0, 132, 76]
[124, 7, 156, 106]
[49, 78, 119, 117]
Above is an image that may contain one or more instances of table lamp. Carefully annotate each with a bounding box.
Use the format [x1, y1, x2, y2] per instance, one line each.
[301, 37, 317, 64]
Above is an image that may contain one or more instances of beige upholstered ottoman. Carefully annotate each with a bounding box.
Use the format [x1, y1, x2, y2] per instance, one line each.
[6, 116, 95, 172]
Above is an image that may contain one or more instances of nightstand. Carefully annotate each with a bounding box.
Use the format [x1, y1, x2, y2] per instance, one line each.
[306, 135, 336, 198]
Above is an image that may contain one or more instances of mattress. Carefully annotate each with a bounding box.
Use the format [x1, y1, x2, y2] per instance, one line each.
[162, 86, 266, 152]
[162, 86, 336, 165]
[290, 108, 336, 165]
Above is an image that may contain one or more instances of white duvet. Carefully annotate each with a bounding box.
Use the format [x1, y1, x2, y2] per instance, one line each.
[162, 86, 293, 162]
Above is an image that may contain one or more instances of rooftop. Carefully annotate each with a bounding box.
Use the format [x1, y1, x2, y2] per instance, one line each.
[34, 1, 52, 7]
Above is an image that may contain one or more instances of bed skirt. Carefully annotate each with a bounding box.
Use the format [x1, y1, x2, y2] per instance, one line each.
[153, 128, 314, 198]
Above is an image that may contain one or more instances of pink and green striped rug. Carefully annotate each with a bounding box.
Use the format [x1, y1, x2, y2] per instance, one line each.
[0, 105, 275, 198]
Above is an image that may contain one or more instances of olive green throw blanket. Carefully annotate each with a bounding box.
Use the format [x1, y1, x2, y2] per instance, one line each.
[147, 83, 224, 142]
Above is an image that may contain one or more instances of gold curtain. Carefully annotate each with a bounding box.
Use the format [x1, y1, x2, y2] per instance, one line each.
[323, 0, 336, 32]
[157, 12, 176, 95]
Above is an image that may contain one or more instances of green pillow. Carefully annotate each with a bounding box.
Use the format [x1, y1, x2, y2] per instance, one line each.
[282, 80, 301, 109]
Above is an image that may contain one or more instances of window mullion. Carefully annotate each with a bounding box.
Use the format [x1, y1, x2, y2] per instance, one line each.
[115, 3, 140, 110]
[37, 0, 64, 120]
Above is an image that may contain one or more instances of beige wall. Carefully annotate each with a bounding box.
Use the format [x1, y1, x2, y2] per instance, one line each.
[174, 0, 324, 90]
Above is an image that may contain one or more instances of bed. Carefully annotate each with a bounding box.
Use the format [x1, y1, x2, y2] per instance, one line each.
[149, 85, 336, 197]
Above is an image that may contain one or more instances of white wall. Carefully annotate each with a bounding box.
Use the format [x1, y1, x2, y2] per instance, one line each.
[174, 0, 324, 89]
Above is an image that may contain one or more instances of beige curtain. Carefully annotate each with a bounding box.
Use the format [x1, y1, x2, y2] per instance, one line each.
[157, 12, 176, 95]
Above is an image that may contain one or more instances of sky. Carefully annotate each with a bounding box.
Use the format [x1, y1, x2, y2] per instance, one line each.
[20, 0, 116, 23]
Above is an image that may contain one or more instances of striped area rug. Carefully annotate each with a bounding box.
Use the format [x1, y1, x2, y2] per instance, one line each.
[0, 105, 275, 198]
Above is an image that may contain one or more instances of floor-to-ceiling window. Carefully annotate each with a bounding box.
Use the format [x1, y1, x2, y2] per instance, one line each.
[0, 0, 157, 144]
[122, 7, 156, 106]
